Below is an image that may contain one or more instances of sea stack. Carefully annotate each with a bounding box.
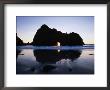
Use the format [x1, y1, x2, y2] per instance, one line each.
[32, 24, 84, 46]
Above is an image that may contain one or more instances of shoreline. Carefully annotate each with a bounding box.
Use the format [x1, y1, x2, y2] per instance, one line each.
[16, 45, 94, 50]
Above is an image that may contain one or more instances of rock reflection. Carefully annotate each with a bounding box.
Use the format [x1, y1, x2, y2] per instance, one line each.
[16, 49, 22, 59]
[33, 50, 82, 64]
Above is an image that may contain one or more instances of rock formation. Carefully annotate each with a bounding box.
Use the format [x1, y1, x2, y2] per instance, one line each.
[16, 33, 24, 46]
[32, 24, 84, 46]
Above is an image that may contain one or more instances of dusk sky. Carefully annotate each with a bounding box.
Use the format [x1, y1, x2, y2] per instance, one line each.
[16, 16, 94, 44]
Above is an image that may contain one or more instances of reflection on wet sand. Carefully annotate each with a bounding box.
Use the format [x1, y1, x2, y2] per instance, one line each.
[16, 48, 94, 74]
[33, 50, 82, 64]
[16, 49, 22, 59]
[32, 50, 82, 73]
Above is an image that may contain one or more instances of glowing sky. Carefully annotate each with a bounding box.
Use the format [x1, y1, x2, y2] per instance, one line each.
[16, 16, 94, 44]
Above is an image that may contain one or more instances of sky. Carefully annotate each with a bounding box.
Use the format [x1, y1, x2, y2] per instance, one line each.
[16, 16, 94, 44]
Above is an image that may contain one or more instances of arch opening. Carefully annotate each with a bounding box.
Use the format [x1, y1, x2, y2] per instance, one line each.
[57, 42, 60, 46]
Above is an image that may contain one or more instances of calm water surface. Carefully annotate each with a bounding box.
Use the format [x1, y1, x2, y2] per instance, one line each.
[16, 45, 94, 74]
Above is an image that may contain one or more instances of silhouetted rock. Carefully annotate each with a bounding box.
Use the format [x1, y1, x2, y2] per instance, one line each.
[16, 33, 24, 46]
[32, 24, 84, 46]
[33, 24, 58, 46]
[60, 32, 84, 46]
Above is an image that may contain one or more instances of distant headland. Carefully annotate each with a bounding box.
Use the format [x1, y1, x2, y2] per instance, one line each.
[16, 24, 84, 46]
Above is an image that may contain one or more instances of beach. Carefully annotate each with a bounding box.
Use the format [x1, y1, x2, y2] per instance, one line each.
[16, 45, 94, 74]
